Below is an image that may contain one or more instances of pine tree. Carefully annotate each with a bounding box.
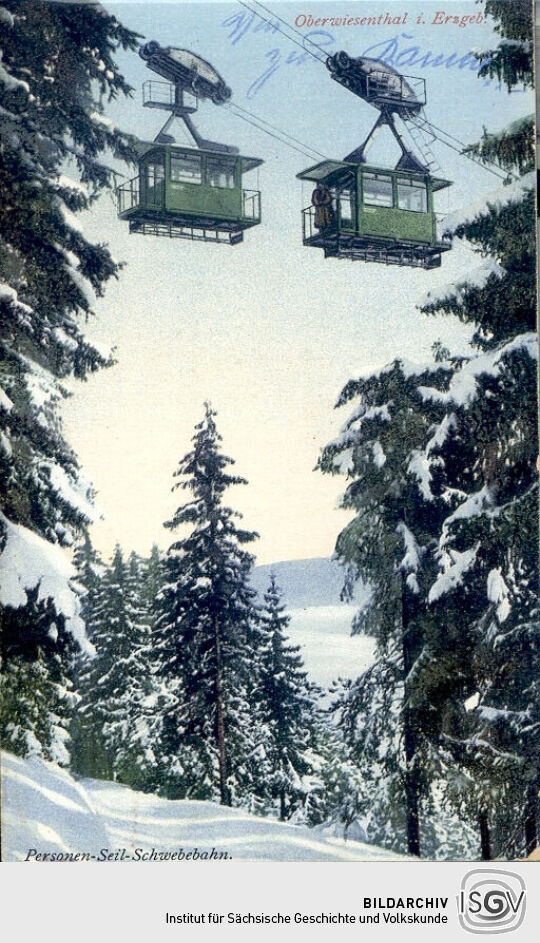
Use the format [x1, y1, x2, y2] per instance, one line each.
[69, 528, 104, 774]
[143, 544, 163, 619]
[153, 405, 261, 805]
[257, 574, 318, 820]
[113, 551, 160, 790]
[0, 1, 138, 761]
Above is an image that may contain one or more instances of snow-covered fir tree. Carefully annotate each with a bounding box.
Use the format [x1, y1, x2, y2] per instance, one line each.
[256, 574, 319, 820]
[72, 529, 105, 644]
[318, 360, 453, 856]
[318, 0, 537, 859]
[0, 1, 138, 762]
[416, 0, 538, 858]
[143, 544, 163, 621]
[73, 546, 158, 787]
[69, 528, 104, 774]
[153, 405, 262, 805]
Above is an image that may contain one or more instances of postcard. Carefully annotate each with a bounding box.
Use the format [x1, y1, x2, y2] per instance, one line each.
[0, 0, 537, 898]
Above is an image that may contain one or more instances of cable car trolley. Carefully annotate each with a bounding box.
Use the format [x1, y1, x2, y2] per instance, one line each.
[298, 53, 452, 268]
[116, 43, 263, 245]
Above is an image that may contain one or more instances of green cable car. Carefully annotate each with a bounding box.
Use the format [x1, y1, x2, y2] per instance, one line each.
[298, 160, 451, 268]
[116, 43, 262, 245]
[117, 142, 261, 245]
[298, 52, 453, 268]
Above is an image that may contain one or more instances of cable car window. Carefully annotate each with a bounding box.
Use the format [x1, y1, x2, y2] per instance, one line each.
[339, 189, 354, 224]
[363, 172, 393, 208]
[207, 157, 236, 189]
[145, 161, 164, 188]
[397, 177, 427, 212]
[170, 153, 202, 184]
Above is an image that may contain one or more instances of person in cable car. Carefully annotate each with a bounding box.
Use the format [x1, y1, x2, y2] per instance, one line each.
[311, 182, 334, 229]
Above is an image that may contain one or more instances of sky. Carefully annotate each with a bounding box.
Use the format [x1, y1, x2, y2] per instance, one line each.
[62, 0, 534, 566]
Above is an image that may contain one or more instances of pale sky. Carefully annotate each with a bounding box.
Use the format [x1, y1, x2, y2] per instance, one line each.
[63, 0, 533, 565]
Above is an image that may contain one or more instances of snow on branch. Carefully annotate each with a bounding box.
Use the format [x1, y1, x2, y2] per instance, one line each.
[39, 461, 96, 523]
[0, 513, 89, 652]
[486, 567, 511, 622]
[418, 333, 537, 408]
[417, 259, 505, 310]
[396, 523, 424, 593]
[428, 545, 480, 603]
[442, 171, 535, 233]
[407, 414, 457, 501]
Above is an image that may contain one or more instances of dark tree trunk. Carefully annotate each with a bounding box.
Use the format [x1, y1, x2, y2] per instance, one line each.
[213, 620, 230, 806]
[279, 788, 286, 822]
[401, 576, 421, 857]
[403, 715, 421, 856]
[479, 808, 492, 860]
[524, 783, 538, 856]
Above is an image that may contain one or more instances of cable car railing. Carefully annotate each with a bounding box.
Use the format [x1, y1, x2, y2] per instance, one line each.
[242, 188, 261, 221]
[301, 203, 453, 248]
[142, 80, 198, 112]
[117, 176, 140, 213]
[301, 201, 354, 242]
[117, 176, 260, 223]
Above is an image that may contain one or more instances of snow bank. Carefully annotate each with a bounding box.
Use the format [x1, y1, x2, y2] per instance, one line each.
[2, 752, 109, 861]
[1, 752, 403, 862]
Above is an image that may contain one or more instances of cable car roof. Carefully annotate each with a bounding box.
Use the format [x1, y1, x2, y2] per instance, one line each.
[297, 160, 451, 190]
[134, 140, 262, 172]
[296, 161, 350, 182]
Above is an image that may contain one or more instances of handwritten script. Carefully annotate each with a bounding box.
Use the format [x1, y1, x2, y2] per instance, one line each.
[220, 12, 502, 99]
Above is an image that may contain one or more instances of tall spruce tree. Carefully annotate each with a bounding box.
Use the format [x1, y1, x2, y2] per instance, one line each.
[69, 528, 104, 774]
[153, 405, 261, 805]
[0, 1, 138, 761]
[257, 574, 318, 820]
[319, 0, 537, 858]
[415, 0, 538, 857]
[318, 361, 451, 855]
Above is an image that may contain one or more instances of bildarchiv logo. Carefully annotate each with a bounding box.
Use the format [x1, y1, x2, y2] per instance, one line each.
[458, 870, 526, 934]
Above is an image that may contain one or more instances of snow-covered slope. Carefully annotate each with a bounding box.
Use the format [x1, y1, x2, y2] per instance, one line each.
[252, 558, 373, 687]
[2, 752, 403, 862]
[287, 606, 374, 688]
[251, 558, 350, 609]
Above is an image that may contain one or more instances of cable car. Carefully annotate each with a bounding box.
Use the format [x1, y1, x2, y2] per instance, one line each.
[116, 43, 262, 245]
[298, 53, 452, 268]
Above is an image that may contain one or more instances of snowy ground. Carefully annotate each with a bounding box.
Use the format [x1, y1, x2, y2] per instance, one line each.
[2, 752, 403, 863]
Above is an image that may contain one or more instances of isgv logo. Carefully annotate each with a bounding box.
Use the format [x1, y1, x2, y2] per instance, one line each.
[458, 870, 526, 934]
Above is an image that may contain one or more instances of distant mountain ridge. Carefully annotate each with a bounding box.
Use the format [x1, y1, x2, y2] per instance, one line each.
[251, 557, 350, 609]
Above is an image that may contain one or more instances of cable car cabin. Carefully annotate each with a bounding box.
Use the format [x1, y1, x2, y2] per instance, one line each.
[298, 161, 452, 268]
[117, 143, 262, 245]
